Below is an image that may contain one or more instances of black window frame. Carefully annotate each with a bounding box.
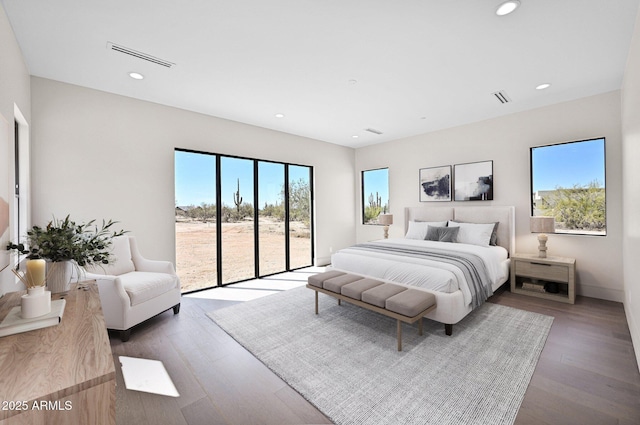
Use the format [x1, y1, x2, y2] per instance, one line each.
[529, 137, 607, 236]
[175, 148, 314, 292]
[361, 167, 389, 225]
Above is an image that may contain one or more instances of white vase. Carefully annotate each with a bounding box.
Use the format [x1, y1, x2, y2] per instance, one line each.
[47, 261, 74, 294]
[21, 285, 52, 318]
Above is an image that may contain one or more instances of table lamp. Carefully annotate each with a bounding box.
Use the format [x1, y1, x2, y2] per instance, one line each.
[378, 214, 393, 239]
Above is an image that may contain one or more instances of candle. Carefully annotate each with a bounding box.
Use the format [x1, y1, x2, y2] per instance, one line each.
[26, 258, 46, 287]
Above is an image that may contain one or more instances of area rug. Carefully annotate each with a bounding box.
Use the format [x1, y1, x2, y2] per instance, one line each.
[208, 287, 553, 425]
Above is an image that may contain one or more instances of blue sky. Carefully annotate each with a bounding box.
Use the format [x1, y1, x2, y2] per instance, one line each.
[531, 138, 605, 192]
[363, 168, 389, 208]
[177, 139, 601, 207]
[175, 151, 216, 206]
[175, 151, 310, 207]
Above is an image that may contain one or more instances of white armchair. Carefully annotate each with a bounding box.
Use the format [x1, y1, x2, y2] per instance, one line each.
[83, 235, 181, 341]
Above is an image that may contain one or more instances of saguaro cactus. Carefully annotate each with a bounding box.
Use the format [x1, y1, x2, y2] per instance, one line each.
[233, 178, 243, 213]
[368, 192, 381, 209]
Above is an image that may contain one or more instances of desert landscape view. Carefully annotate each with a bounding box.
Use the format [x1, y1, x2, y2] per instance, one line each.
[175, 217, 312, 292]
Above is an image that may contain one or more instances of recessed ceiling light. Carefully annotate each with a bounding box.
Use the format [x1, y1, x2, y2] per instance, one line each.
[275, 113, 285, 118]
[496, 0, 521, 16]
[348, 79, 358, 85]
[536, 83, 551, 90]
[352, 135, 359, 138]
[129, 72, 144, 80]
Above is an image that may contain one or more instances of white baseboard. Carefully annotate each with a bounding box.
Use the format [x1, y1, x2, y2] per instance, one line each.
[577, 284, 625, 303]
[624, 299, 640, 372]
[315, 256, 331, 267]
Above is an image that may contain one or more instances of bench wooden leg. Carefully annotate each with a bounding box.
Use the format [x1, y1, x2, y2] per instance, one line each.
[338, 299, 341, 306]
[418, 317, 423, 336]
[315, 291, 318, 315]
[397, 320, 402, 351]
[445, 323, 453, 336]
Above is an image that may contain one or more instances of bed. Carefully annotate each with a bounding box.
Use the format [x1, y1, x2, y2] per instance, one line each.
[330, 206, 515, 334]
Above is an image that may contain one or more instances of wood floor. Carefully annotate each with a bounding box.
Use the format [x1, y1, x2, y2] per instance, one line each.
[111, 272, 640, 425]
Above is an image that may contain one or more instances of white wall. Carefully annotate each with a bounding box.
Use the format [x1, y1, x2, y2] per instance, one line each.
[0, 4, 31, 296]
[355, 91, 624, 302]
[622, 6, 640, 369]
[30, 77, 355, 269]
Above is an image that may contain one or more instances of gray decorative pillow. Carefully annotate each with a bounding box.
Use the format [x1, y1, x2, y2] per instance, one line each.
[426, 226, 459, 243]
[405, 220, 448, 240]
[489, 222, 499, 246]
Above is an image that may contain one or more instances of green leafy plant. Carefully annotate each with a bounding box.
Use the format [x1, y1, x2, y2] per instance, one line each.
[6, 215, 127, 266]
[538, 180, 605, 232]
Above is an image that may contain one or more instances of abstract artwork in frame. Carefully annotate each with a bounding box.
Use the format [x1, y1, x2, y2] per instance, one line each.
[454, 160, 493, 201]
[419, 165, 451, 202]
[0, 114, 10, 272]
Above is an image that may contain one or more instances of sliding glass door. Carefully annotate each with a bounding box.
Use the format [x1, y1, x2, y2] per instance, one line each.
[288, 165, 313, 269]
[174, 149, 313, 292]
[174, 151, 218, 293]
[220, 157, 255, 284]
[258, 161, 286, 276]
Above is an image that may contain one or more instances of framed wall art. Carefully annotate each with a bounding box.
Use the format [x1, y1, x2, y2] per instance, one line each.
[419, 165, 451, 202]
[454, 160, 493, 201]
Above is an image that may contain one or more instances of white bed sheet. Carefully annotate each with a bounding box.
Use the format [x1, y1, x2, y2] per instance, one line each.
[330, 238, 509, 307]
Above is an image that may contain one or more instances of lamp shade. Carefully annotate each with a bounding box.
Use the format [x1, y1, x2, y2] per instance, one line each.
[378, 214, 393, 225]
[530, 216, 555, 233]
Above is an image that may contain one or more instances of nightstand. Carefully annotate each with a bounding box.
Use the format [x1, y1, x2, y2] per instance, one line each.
[510, 253, 576, 304]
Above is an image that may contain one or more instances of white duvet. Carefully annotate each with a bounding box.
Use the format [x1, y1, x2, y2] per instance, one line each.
[330, 238, 509, 307]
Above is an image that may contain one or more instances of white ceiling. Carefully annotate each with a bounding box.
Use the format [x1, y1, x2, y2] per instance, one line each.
[2, 0, 639, 148]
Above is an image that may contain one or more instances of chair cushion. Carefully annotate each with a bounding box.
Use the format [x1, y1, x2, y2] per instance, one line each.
[85, 236, 135, 276]
[119, 271, 179, 306]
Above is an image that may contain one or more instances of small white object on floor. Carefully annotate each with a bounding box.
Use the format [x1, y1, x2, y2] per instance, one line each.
[119, 356, 180, 397]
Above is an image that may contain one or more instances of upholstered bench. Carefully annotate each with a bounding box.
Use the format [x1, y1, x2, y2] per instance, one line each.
[307, 270, 436, 351]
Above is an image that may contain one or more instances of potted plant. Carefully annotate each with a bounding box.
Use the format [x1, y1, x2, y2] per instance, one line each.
[6, 215, 126, 293]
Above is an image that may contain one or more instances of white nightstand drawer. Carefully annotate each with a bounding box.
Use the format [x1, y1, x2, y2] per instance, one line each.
[515, 260, 568, 282]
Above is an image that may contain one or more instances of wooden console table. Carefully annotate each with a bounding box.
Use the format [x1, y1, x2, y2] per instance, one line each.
[0, 283, 115, 424]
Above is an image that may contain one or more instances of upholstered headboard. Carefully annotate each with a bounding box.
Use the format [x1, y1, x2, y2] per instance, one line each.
[404, 206, 515, 254]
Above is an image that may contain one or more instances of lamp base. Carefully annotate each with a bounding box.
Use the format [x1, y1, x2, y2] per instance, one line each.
[537, 233, 548, 258]
[383, 225, 389, 239]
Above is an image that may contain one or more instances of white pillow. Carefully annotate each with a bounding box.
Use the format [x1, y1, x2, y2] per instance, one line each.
[405, 221, 448, 240]
[84, 235, 135, 276]
[447, 221, 495, 247]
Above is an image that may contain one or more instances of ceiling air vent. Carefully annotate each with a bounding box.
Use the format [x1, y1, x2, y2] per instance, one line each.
[107, 42, 175, 68]
[365, 128, 383, 135]
[492, 90, 511, 104]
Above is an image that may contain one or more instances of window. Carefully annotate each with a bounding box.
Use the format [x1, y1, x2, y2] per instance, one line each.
[530, 138, 606, 235]
[174, 149, 314, 292]
[288, 165, 313, 268]
[362, 168, 389, 225]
